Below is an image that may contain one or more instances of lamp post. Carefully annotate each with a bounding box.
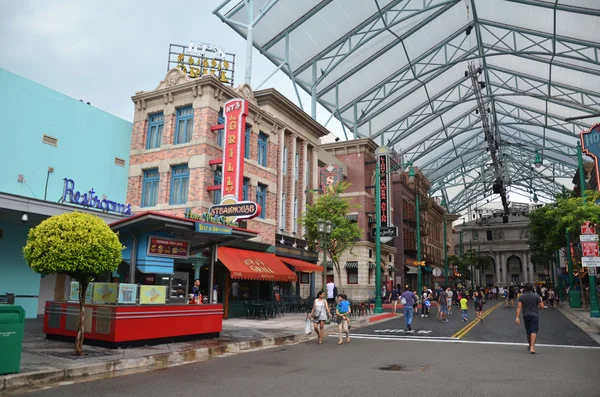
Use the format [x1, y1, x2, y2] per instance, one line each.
[317, 219, 332, 305]
[577, 141, 599, 317]
[374, 158, 415, 314]
[470, 239, 474, 290]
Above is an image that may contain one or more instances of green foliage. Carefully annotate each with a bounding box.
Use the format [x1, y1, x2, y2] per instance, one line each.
[301, 181, 362, 286]
[529, 190, 600, 257]
[23, 212, 124, 278]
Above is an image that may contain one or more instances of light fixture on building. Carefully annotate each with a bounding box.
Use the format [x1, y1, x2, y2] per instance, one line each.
[408, 166, 415, 185]
[279, 235, 285, 244]
[533, 192, 539, 203]
[534, 149, 542, 168]
[21, 213, 28, 223]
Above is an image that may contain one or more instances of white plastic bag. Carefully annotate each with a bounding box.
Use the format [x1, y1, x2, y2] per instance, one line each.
[304, 317, 312, 335]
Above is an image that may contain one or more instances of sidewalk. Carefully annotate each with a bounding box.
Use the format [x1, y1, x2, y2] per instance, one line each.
[1, 312, 394, 394]
[558, 305, 600, 332]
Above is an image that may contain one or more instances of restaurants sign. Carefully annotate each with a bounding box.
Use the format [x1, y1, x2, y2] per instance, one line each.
[210, 98, 261, 222]
[580, 124, 600, 190]
[195, 221, 232, 235]
[147, 236, 190, 259]
[168, 42, 235, 86]
[62, 178, 132, 216]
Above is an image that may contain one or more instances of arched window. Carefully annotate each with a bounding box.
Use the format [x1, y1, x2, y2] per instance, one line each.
[508, 256, 522, 274]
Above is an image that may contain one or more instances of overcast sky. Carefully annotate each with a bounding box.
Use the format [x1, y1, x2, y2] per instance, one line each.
[0, 0, 561, 208]
[0, 0, 343, 141]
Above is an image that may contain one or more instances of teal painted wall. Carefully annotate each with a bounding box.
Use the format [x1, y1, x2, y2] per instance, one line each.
[0, 68, 132, 203]
[0, 68, 133, 318]
[0, 222, 41, 318]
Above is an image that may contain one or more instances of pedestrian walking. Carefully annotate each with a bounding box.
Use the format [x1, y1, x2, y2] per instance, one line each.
[516, 283, 545, 354]
[390, 285, 399, 315]
[548, 288, 555, 307]
[446, 287, 454, 314]
[401, 286, 418, 332]
[438, 286, 449, 323]
[460, 294, 469, 322]
[326, 280, 336, 305]
[508, 285, 515, 308]
[421, 286, 431, 317]
[310, 290, 331, 344]
[473, 287, 485, 320]
[335, 294, 351, 345]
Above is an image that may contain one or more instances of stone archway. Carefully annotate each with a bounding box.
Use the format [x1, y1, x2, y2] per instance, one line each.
[507, 255, 522, 284]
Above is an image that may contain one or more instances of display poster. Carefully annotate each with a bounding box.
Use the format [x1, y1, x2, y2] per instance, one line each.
[118, 283, 138, 304]
[147, 236, 190, 259]
[139, 285, 167, 305]
[92, 283, 118, 304]
[68, 281, 93, 303]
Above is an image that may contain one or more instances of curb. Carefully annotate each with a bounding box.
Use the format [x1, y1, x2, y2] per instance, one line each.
[0, 315, 396, 394]
[558, 306, 600, 332]
[0, 333, 311, 395]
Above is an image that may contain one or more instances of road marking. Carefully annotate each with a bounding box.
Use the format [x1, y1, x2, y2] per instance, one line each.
[374, 329, 432, 334]
[452, 302, 503, 339]
[341, 334, 600, 349]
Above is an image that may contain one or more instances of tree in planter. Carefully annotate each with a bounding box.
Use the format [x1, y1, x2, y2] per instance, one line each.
[301, 181, 362, 293]
[23, 212, 123, 355]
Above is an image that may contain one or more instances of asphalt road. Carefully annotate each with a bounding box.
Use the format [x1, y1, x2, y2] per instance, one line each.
[19, 301, 600, 397]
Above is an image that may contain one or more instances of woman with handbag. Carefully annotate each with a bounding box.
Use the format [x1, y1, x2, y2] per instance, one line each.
[310, 290, 331, 344]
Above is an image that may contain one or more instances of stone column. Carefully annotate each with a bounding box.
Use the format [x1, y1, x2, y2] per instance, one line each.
[288, 134, 297, 234]
[298, 141, 308, 235]
[495, 251, 501, 286]
[500, 252, 507, 285]
[528, 251, 535, 283]
[278, 128, 286, 232]
[521, 251, 529, 283]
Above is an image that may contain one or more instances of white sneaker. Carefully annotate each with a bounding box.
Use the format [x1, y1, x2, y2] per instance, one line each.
[421, 314, 424, 317]
[425, 315, 428, 318]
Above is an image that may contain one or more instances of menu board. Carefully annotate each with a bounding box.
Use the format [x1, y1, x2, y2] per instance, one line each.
[68, 281, 93, 303]
[139, 285, 167, 305]
[92, 283, 118, 304]
[147, 236, 190, 259]
[118, 283, 138, 304]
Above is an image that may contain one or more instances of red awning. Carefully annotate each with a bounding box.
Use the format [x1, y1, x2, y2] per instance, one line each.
[218, 247, 298, 282]
[277, 256, 324, 273]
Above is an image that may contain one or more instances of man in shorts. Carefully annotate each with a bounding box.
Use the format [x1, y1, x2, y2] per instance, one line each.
[438, 286, 449, 323]
[516, 283, 545, 354]
[446, 287, 453, 314]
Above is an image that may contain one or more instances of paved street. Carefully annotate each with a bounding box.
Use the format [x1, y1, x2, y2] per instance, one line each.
[17, 301, 600, 397]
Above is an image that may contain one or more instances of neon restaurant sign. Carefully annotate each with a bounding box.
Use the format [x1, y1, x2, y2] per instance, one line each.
[62, 178, 132, 216]
[208, 98, 261, 222]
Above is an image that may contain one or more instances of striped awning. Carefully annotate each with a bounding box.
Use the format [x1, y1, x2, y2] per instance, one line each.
[345, 261, 359, 269]
[345, 214, 358, 222]
[405, 265, 418, 274]
[322, 261, 334, 269]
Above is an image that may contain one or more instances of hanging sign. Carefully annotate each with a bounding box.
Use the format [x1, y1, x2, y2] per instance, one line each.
[320, 164, 343, 192]
[376, 147, 392, 228]
[582, 257, 600, 267]
[580, 124, 600, 190]
[580, 234, 599, 242]
[209, 98, 261, 222]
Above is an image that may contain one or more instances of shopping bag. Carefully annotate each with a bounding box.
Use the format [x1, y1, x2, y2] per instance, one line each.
[304, 317, 312, 335]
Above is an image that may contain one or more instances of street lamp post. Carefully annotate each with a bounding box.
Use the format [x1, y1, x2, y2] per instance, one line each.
[317, 219, 332, 306]
[577, 141, 600, 317]
[442, 199, 449, 288]
[470, 239, 474, 290]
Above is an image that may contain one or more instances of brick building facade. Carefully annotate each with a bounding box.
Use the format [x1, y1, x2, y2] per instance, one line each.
[319, 138, 397, 300]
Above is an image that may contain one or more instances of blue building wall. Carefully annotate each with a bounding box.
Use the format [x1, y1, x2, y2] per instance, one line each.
[0, 222, 40, 317]
[0, 68, 133, 318]
[0, 68, 132, 202]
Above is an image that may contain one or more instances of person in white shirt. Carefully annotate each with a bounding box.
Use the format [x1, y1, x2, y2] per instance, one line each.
[326, 281, 335, 304]
[446, 287, 453, 314]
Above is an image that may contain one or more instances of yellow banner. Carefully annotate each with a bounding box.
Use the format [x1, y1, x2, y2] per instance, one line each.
[92, 283, 118, 304]
[139, 285, 167, 305]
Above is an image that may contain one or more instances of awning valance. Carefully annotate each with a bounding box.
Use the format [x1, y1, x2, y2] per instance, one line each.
[405, 265, 418, 274]
[345, 261, 358, 269]
[323, 261, 334, 269]
[218, 247, 297, 282]
[345, 214, 358, 222]
[277, 256, 323, 273]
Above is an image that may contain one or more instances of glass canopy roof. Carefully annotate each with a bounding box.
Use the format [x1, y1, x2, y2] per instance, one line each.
[214, 0, 600, 213]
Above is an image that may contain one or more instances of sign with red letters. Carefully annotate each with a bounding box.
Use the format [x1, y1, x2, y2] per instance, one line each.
[582, 241, 599, 257]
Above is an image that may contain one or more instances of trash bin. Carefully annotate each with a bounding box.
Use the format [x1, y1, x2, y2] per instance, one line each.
[0, 305, 25, 375]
